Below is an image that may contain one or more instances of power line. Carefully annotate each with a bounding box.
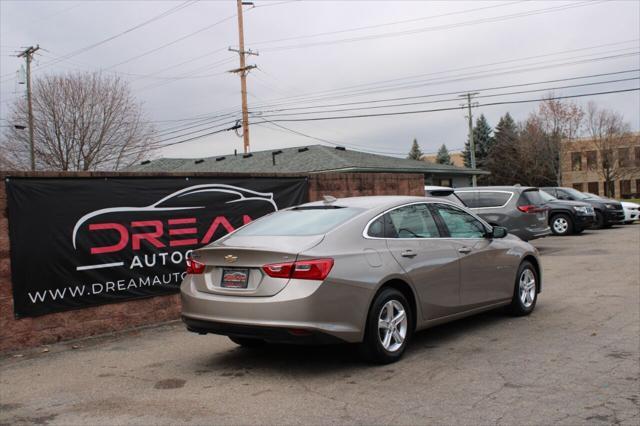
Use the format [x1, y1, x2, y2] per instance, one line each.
[103, 12, 238, 71]
[30, 1, 197, 73]
[260, 1, 605, 52]
[246, 52, 640, 112]
[250, 75, 640, 118]
[243, 44, 640, 110]
[255, 120, 409, 156]
[249, 1, 525, 46]
[251, 88, 640, 123]
[140, 87, 640, 155]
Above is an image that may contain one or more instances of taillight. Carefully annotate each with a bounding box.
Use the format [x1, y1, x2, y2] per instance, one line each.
[262, 262, 294, 279]
[186, 258, 205, 274]
[262, 258, 334, 281]
[518, 205, 546, 213]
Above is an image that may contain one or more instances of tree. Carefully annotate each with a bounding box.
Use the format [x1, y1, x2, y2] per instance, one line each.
[516, 116, 558, 187]
[407, 138, 423, 160]
[535, 96, 584, 184]
[585, 102, 637, 197]
[435, 144, 453, 165]
[1, 71, 155, 171]
[485, 113, 520, 185]
[463, 114, 494, 169]
[462, 114, 494, 184]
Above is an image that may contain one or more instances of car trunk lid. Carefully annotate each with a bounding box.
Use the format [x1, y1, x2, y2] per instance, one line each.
[189, 235, 324, 297]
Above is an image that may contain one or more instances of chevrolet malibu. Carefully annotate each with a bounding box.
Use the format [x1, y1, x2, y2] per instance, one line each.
[181, 196, 541, 364]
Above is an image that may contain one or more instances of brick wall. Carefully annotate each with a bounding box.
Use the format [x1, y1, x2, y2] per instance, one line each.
[0, 171, 423, 351]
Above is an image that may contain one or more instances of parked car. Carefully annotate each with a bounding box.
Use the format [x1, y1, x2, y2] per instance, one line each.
[538, 190, 595, 235]
[621, 201, 640, 224]
[583, 193, 639, 224]
[181, 196, 542, 364]
[540, 187, 624, 229]
[454, 186, 551, 241]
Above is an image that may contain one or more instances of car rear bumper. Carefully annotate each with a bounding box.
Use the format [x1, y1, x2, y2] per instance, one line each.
[180, 275, 370, 344]
[182, 316, 345, 344]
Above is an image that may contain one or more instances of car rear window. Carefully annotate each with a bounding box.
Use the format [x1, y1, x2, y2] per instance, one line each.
[518, 190, 545, 206]
[455, 191, 512, 208]
[233, 207, 364, 236]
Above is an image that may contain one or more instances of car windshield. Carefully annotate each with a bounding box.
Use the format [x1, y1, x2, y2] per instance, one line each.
[562, 188, 591, 200]
[233, 207, 364, 236]
[539, 191, 556, 202]
[584, 192, 603, 199]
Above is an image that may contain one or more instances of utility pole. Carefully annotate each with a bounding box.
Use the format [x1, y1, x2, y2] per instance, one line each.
[460, 92, 479, 186]
[17, 45, 40, 171]
[228, 1, 258, 154]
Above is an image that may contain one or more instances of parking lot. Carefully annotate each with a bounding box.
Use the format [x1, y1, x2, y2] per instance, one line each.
[1, 226, 638, 425]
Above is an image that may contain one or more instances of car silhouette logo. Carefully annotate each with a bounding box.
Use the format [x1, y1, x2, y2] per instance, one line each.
[224, 254, 238, 263]
[72, 184, 277, 249]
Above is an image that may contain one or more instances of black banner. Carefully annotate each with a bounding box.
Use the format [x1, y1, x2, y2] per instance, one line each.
[6, 177, 308, 317]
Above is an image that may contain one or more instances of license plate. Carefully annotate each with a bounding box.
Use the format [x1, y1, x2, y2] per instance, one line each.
[221, 268, 249, 288]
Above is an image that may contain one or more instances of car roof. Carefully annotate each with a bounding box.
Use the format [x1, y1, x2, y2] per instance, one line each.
[300, 195, 441, 210]
[455, 186, 538, 192]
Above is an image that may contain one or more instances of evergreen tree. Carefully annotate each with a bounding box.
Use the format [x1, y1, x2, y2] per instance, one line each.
[435, 144, 453, 165]
[407, 138, 423, 160]
[485, 113, 520, 185]
[462, 114, 494, 170]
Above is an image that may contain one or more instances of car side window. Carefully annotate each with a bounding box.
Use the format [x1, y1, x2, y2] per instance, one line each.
[556, 190, 572, 200]
[385, 204, 440, 238]
[434, 204, 486, 238]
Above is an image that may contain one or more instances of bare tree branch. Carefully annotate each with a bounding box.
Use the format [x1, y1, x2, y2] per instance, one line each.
[1, 71, 156, 171]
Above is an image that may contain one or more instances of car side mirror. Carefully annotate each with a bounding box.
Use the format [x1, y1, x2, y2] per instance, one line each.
[490, 226, 508, 239]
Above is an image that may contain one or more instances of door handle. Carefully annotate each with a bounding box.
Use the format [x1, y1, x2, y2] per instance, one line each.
[400, 250, 417, 258]
[458, 247, 472, 254]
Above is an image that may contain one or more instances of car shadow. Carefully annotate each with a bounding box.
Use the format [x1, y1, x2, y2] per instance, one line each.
[195, 309, 510, 375]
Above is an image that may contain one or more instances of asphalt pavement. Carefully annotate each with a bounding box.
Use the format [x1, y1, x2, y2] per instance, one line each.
[1, 225, 639, 425]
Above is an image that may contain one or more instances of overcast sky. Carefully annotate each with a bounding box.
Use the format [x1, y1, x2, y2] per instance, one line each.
[1, 0, 639, 160]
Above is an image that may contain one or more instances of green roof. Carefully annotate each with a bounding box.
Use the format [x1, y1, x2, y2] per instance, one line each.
[128, 144, 488, 175]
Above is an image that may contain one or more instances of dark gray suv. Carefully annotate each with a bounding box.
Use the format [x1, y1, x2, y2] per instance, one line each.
[540, 187, 624, 229]
[455, 186, 551, 241]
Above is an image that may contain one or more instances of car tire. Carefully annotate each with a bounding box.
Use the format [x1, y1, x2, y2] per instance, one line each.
[359, 288, 413, 364]
[228, 336, 266, 347]
[550, 213, 573, 236]
[508, 261, 538, 316]
[593, 211, 605, 229]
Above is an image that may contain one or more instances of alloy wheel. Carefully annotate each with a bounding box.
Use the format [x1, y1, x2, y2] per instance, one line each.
[519, 269, 536, 308]
[553, 217, 569, 234]
[378, 300, 408, 352]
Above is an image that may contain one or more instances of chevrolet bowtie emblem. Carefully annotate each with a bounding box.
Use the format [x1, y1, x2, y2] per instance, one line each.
[224, 254, 238, 263]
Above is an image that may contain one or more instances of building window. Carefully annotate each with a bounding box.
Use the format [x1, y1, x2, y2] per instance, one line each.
[587, 182, 599, 195]
[636, 179, 640, 195]
[570, 152, 582, 171]
[618, 148, 630, 168]
[620, 180, 631, 198]
[635, 147, 640, 167]
[586, 151, 597, 170]
[602, 149, 614, 169]
[572, 183, 584, 191]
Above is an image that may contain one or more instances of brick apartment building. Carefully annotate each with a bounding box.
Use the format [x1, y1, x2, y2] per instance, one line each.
[561, 133, 640, 199]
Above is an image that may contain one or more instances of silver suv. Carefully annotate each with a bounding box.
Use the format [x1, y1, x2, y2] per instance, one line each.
[454, 186, 551, 241]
